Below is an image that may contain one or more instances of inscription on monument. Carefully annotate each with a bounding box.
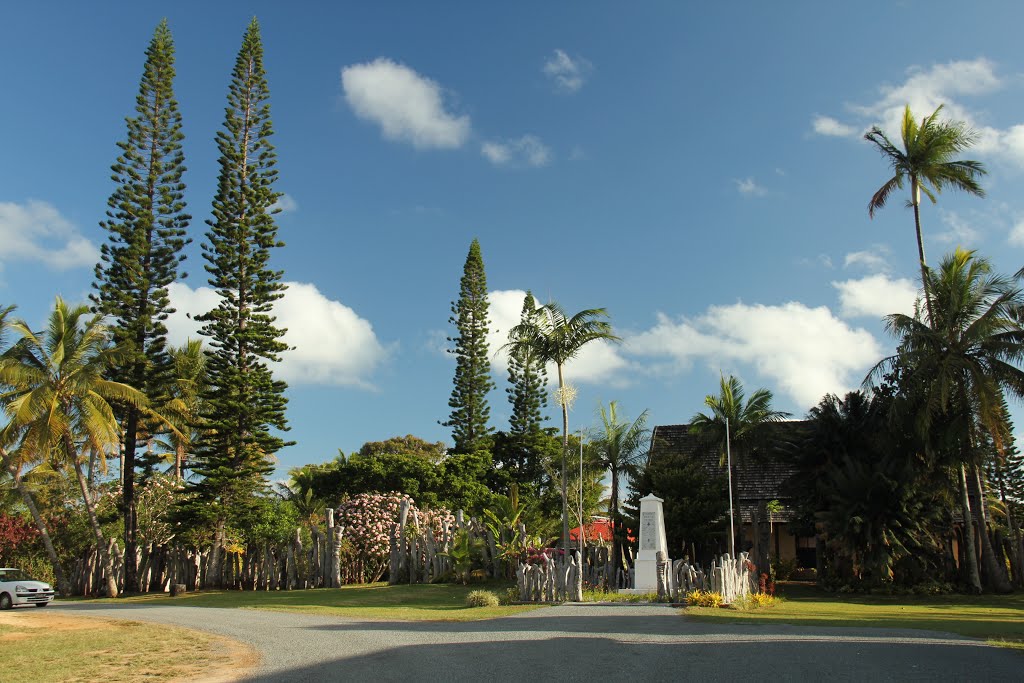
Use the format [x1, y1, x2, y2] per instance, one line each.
[641, 512, 656, 550]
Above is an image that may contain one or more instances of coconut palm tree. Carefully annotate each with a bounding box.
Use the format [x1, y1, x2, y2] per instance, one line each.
[1, 298, 152, 598]
[150, 339, 207, 480]
[0, 305, 73, 595]
[870, 248, 1022, 592]
[504, 301, 620, 549]
[865, 104, 986, 323]
[590, 401, 649, 573]
[690, 374, 789, 557]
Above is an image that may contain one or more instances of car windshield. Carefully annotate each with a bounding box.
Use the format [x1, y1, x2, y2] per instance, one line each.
[0, 569, 36, 582]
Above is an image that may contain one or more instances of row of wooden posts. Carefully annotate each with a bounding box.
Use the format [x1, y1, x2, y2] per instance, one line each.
[70, 504, 634, 597]
[71, 508, 349, 595]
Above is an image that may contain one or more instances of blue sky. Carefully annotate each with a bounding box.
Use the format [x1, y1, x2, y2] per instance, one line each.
[4, 2, 1024, 478]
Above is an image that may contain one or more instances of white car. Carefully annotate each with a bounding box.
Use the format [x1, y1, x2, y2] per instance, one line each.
[0, 568, 55, 609]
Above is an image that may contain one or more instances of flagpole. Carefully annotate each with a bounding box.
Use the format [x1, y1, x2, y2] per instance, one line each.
[726, 417, 736, 558]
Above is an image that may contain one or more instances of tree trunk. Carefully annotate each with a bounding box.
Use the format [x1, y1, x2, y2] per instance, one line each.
[911, 176, 935, 325]
[0, 447, 72, 595]
[558, 363, 569, 552]
[609, 465, 621, 576]
[121, 407, 140, 594]
[969, 464, 1012, 593]
[958, 465, 983, 593]
[68, 437, 118, 598]
[995, 465, 1024, 587]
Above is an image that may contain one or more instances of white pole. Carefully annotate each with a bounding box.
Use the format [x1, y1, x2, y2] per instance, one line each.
[579, 429, 584, 550]
[726, 417, 736, 559]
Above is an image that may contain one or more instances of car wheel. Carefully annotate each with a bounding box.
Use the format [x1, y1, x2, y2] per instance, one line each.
[34, 602, 48, 608]
[0, 593, 12, 610]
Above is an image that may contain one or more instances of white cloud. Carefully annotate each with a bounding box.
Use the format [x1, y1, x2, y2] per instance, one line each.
[165, 281, 388, 388]
[812, 116, 858, 137]
[735, 178, 767, 197]
[271, 193, 298, 213]
[0, 200, 98, 270]
[934, 209, 981, 244]
[844, 246, 891, 272]
[481, 135, 551, 167]
[1009, 219, 1024, 247]
[832, 274, 918, 319]
[341, 58, 470, 150]
[627, 302, 882, 409]
[485, 289, 629, 385]
[543, 49, 591, 93]
[817, 58, 1024, 166]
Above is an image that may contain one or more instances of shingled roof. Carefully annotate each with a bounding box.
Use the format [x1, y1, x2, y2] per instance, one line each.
[647, 421, 809, 523]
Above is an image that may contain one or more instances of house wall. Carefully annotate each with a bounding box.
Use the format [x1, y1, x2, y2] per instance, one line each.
[738, 523, 799, 563]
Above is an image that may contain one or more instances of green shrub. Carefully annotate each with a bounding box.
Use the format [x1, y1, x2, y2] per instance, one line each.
[772, 558, 799, 581]
[465, 590, 500, 607]
[498, 587, 519, 605]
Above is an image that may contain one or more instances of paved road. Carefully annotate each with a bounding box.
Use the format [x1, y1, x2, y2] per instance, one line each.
[53, 602, 1022, 681]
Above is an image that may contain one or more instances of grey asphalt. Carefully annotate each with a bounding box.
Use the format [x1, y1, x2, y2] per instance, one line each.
[52, 601, 1022, 682]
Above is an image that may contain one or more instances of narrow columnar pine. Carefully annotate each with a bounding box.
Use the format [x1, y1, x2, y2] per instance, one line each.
[504, 291, 549, 485]
[90, 18, 190, 593]
[186, 18, 290, 558]
[443, 239, 494, 453]
[507, 292, 547, 436]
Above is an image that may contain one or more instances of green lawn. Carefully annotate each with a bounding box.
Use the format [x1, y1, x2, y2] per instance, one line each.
[76, 582, 542, 621]
[684, 583, 1024, 649]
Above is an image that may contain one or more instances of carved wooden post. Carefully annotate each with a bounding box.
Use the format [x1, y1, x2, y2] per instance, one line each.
[572, 549, 584, 601]
[324, 508, 336, 588]
[331, 524, 343, 588]
[656, 551, 667, 599]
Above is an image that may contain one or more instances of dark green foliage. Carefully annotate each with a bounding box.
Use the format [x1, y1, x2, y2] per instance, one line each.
[357, 434, 447, 463]
[291, 437, 491, 513]
[441, 450, 493, 514]
[507, 292, 548, 437]
[443, 239, 493, 454]
[788, 391, 949, 587]
[489, 428, 560, 502]
[90, 19, 190, 590]
[184, 18, 290, 531]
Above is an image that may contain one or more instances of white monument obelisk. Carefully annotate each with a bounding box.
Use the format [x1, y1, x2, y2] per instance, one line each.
[633, 493, 669, 591]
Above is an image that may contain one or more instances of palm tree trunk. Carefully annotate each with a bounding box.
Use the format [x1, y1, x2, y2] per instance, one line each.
[969, 464, 1012, 592]
[958, 464, 982, 593]
[557, 362, 569, 552]
[911, 176, 935, 325]
[994, 464, 1024, 587]
[609, 464, 621, 575]
[67, 435, 119, 598]
[0, 447, 72, 595]
[175, 443, 184, 481]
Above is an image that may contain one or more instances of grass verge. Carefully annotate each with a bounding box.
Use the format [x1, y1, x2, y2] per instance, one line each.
[0, 609, 256, 682]
[77, 582, 543, 621]
[683, 583, 1024, 650]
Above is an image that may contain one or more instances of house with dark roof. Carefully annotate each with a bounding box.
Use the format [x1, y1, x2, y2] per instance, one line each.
[646, 421, 817, 571]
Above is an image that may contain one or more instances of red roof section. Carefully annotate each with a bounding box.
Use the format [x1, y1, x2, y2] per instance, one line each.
[569, 519, 635, 543]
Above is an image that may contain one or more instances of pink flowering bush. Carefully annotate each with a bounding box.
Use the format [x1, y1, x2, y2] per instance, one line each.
[336, 492, 413, 583]
[336, 492, 455, 583]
